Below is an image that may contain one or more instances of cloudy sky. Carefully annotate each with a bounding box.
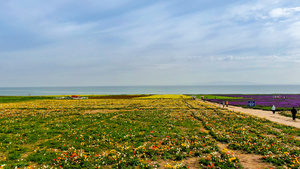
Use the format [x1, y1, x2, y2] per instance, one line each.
[1, 0, 300, 87]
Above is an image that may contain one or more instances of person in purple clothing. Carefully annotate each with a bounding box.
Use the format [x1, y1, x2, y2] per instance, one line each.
[291, 107, 297, 121]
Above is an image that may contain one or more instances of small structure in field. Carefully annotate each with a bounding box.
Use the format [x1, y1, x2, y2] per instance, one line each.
[55, 95, 88, 100]
[71, 95, 88, 99]
[72, 95, 81, 99]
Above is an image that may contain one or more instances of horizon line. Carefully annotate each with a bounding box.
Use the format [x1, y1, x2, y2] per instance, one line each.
[1, 84, 300, 88]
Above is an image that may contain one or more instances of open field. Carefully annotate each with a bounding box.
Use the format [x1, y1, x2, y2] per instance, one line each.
[0, 96, 300, 168]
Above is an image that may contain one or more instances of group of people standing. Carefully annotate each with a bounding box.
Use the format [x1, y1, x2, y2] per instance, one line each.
[222, 101, 228, 108]
[218, 101, 298, 121]
[271, 105, 297, 121]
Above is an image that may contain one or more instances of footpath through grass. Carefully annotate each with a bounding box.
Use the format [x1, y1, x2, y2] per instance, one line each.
[0, 97, 299, 168]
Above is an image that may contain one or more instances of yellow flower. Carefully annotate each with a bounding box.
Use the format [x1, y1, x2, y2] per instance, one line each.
[229, 157, 236, 162]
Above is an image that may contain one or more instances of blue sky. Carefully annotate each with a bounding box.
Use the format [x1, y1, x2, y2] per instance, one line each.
[1, 0, 300, 87]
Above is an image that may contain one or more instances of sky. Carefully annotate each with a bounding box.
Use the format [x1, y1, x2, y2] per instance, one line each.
[1, 0, 300, 87]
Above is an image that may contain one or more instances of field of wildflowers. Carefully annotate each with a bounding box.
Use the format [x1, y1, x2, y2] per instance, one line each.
[0, 96, 299, 168]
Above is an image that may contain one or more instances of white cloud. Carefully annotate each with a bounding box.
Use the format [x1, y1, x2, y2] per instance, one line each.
[224, 1, 282, 21]
[39, 21, 97, 40]
[286, 22, 300, 40]
[269, 7, 300, 18]
[212, 55, 234, 62]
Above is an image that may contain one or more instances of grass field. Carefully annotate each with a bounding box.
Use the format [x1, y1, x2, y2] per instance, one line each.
[193, 95, 243, 100]
[0, 96, 299, 168]
[0, 96, 53, 103]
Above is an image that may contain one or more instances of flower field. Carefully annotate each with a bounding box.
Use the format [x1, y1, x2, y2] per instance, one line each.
[205, 95, 300, 111]
[0, 97, 299, 168]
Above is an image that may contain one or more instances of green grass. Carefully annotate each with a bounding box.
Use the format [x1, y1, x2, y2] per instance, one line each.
[0, 95, 148, 103]
[0, 96, 53, 103]
[193, 95, 243, 100]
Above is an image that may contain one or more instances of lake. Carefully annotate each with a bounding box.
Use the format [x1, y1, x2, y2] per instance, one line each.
[1, 85, 300, 96]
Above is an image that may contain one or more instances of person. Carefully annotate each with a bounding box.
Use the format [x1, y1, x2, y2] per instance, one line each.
[222, 101, 225, 108]
[291, 107, 297, 121]
[226, 101, 228, 107]
[271, 105, 276, 114]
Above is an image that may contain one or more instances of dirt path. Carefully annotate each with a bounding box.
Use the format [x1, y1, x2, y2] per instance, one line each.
[201, 100, 300, 129]
[217, 142, 275, 169]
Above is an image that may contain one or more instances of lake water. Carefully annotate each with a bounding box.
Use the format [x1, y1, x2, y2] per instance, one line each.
[1, 85, 300, 96]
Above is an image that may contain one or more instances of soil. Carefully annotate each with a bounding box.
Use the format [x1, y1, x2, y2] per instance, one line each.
[158, 157, 200, 169]
[217, 143, 275, 169]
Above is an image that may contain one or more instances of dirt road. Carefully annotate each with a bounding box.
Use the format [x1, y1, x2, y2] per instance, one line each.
[203, 100, 300, 129]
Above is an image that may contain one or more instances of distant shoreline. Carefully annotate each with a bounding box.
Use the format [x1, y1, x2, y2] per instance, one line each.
[2, 84, 300, 88]
[1, 85, 300, 96]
